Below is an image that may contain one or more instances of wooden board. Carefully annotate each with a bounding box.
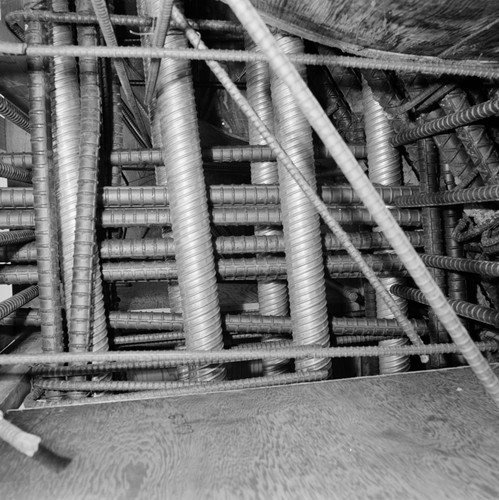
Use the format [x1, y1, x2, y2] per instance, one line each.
[1, 365, 499, 499]
[254, 0, 499, 59]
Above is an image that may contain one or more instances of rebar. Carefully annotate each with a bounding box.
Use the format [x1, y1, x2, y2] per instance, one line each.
[1, 341, 496, 367]
[0, 163, 31, 184]
[34, 370, 329, 393]
[0, 185, 421, 208]
[25, 3, 64, 353]
[441, 164, 468, 301]
[3, 41, 499, 79]
[393, 95, 499, 147]
[391, 285, 499, 329]
[418, 138, 447, 364]
[0, 144, 367, 168]
[6, 9, 244, 33]
[396, 184, 499, 208]
[0, 94, 30, 132]
[440, 89, 499, 184]
[0, 230, 35, 247]
[1, 308, 428, 337]
[0, 285, 38, 320]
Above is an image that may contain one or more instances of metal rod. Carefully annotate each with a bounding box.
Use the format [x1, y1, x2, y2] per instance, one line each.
[25, 5, 65, 353]
[392, 96, 499, 147]
[2, 42, 499, 79]
[0, 341, 496, 367]
[0, 185, 419, 208]
[0, 285, 38, 320]
[391, 285, 499, 329]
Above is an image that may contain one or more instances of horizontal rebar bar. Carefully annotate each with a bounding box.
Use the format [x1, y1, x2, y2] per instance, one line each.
[0, 207, 422, 228]
[1, 309, 428, 336]
[395, 184, 499, 207]
[33, 370, 329, 393]
[391, 285, 499, 328]
[1, 41, 498, 79]
[0, 144, 367, 169]
[0, 341, 496, 367]
[0, 185, 419, 208]
[0, 255, 409, 283]
[0, 231, 425, 262]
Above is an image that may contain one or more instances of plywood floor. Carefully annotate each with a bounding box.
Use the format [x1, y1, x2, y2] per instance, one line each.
[1, 365, 499, 500]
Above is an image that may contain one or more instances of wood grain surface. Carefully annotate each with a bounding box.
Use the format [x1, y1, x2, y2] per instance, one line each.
[1, 365, 499, 499]
[254, 0, 499, 59]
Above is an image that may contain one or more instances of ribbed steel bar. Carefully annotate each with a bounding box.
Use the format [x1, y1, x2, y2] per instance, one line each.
[0, 207, 424, 229]
[1, 341, 496, 367]
[227, 0, 499, 406]
[427, 109, 476, 184]
[155, 13, 224, 382]
[391, 285, 499, 329]
[270, 34, 329, 374]
[3, 41, 499, 79]
[0, 285, 38, 320]
[0, 230, 35, 247]
[392, 96, 499, 147]
[6, 10, 243, 33]
[0, 309, 428, 337]
[0, 185, 420, 208]
[0, 255, 408, 284]
[440, 89, 499, 184]
[25, 5, 64, 353]
[418, 254, 499, 278]
[34, 370, 329, 393]
[0, 163, 31, 184]
[0, 144, 367, 168]
[396, 184, 499, 208]
[418, 138, 447, 363]
[100, 207, 421, 227]
[0, 94, 30, 132]
[99, 231, 425, 260]
[69, 0, 108, 354]
[441, 163, 468, 301]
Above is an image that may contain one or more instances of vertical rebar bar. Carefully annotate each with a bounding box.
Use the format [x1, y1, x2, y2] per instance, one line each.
[418, 137, 448, 367]
[25, 0, 64, 353]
